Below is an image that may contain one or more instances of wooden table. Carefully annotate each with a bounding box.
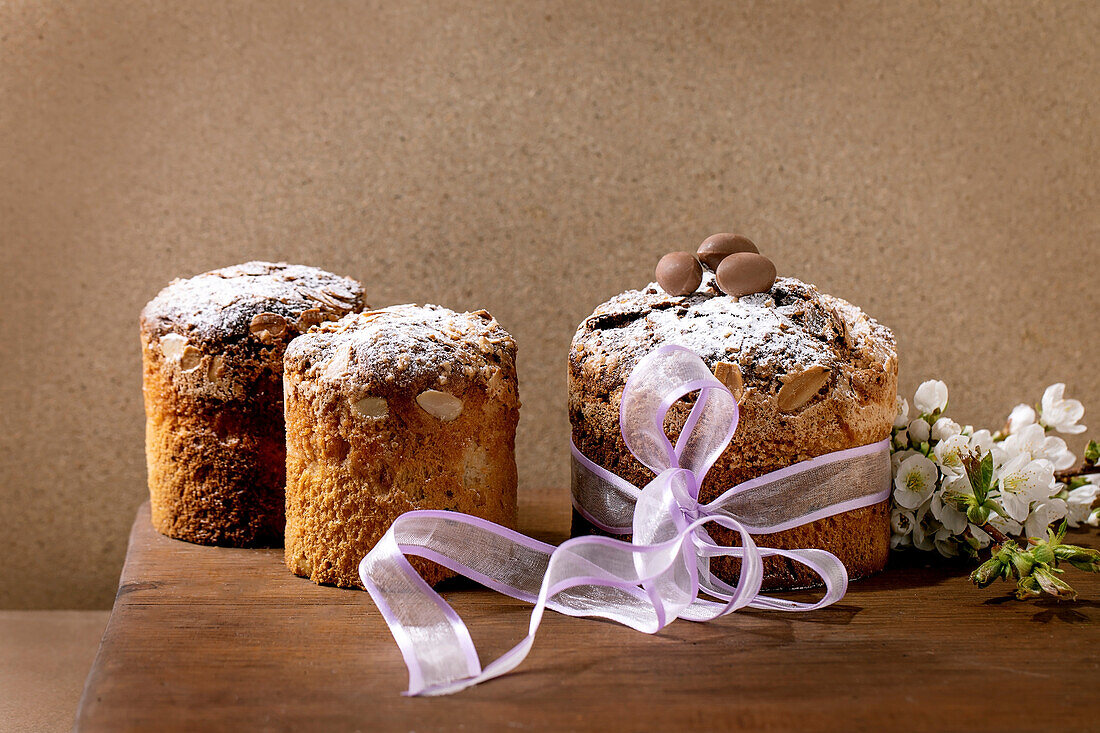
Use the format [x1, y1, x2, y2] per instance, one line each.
[76, 495, 1100, 731]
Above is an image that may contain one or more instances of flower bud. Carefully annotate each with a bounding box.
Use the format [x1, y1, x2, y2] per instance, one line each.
[967, 504, 990, 525]
[970, 558, 1004, 588]
[1031, 544, 1055, 565]
[1015, 575, 1042, 600]
[1010, 551, 1035, 577]
[1053, 544, 1100, 572]
[1032, 568, 1077, 600]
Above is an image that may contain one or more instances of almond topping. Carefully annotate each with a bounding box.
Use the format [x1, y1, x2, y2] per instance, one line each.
[179, 346, 203, 373]
[207, 355, 226, 382]
[250, 312, 287, 343]
[350, 396, 388, 419]
[777, 365, 831, 413]
[416, 390, 463, 421]
[158, 333, 188, 362]
[830, 306, 851, 344]
[713, 361, 744, 401]
[297, 308, 326, 331]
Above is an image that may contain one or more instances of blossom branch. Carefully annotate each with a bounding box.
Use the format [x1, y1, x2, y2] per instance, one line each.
[889, 382, 1099, 600]
[1055, 464, 1100, 481]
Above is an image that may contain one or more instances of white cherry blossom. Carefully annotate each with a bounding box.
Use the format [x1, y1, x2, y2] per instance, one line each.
[893, 396, 910, 429]
[1023, 498, 1068, 540]
[931, 476, 969, 534]
[996, 454, 1056, 521]
[1039, 383, 1086, 434]
[908, 418, 931, 444]
[887, 377, 1098, 562]
[1037, 435, 1076, 470]
[968, 429, 994, 455]
[891, 448, 918, 474]
[1066, 484, 1100, 528]
[931, 417, 962, 441]
[988, 512, 1023, 537]
[1000, 423, 1076, 469]
[934, 527, 960, 558]
[911, 502, 938, 552]
[932, 434, 970, 476]
[890, 506, 915, 537]
[913, 380, 948, 414]
[1006, 403, 1036, 434]
[893, 454, 939, 509]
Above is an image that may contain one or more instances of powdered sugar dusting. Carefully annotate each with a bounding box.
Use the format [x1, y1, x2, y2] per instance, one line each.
[574, 273, 895, 389]
[285, 304, 518, 399]
[141, 261, 365, 345]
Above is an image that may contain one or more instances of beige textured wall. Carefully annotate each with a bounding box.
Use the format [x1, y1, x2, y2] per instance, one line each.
[2, 1, 1097, 609]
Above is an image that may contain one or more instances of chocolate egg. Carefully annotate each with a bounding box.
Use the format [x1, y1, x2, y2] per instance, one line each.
[655, 251, 703, 296]
[715, 252, 777, 297]
[697, 233, 759, 271]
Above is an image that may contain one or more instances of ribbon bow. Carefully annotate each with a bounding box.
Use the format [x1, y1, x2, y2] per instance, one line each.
[360, 345, 890, 696]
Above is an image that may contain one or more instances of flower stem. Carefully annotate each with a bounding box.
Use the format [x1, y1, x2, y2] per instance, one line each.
[981, 522, 1011, 545]
[1055, 464, 1100, 481]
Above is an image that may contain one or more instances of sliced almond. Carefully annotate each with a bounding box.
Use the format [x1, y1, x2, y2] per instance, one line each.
[296, 308, 326, 331]
[416, 390, 463, 421]
[777, 365, 831, 412]
[250, 312, 287, 344]
[322, 284, 358, 302]
[158, 333, 188, 362]
[350, 396, 388, 419]
[712, 361, 744, 401]
[830, 306, 851, 344]
[323, 344, 353, 380]
[179, 346, 203, 373]
[207, 355, 226, 382]
[486, 368, 507, 399]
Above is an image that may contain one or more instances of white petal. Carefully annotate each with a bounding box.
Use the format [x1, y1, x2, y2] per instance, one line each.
[914, 380, 949, 414]
[1006, 404, 1036, 434]
[893, 396, 910, 428]
[908, 419, 931, 444]
[1041, 383, 1065, 414]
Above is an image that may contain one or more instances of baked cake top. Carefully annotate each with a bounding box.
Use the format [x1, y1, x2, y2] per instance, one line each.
[284, 304, 518, 403]
[571, 272, 895, 401]
[140, 261, 365, 347]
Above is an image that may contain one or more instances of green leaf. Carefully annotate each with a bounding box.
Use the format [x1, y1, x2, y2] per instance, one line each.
[979, 451, 994, 496]
[1085, 440, 1099, 466]
[961, 450, 994, 501]
[1032, 567, 1078, 600]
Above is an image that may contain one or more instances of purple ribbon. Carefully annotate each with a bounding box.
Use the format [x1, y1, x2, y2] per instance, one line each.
[359, 345, 891, 696]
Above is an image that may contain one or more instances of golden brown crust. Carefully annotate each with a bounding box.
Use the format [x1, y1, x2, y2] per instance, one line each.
[143, 352, 286, 545]
[140, 262, 366, 546]
[569, 275, 897, 589]
[284, 305, 520, 588]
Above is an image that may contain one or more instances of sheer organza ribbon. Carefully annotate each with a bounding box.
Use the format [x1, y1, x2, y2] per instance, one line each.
[359, 345, 891, 696]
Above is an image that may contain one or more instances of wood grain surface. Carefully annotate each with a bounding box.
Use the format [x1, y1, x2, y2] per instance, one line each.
[76, 494, 1100, 732]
